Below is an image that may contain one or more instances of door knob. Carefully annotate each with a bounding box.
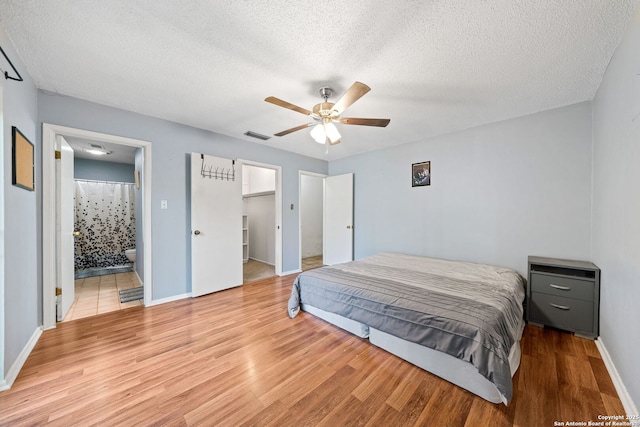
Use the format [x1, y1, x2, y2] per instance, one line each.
[194, 230, 201, 235]
[346, 225, 351, 229]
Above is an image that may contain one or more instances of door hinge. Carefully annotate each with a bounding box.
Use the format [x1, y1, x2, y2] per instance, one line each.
[55, 287, 62, 296]
[55, 150, 61, 159]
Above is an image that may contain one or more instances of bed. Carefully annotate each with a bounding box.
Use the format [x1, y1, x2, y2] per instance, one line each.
[287, 253, 526, 405]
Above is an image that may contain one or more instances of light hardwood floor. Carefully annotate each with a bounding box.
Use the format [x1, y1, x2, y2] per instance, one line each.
[62, 272, 143, 322]
[0, 274, 625, 426]
[302, 255, 324, 271]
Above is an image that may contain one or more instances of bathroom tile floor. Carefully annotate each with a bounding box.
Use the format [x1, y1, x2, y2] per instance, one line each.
[62, 272, 143, 322]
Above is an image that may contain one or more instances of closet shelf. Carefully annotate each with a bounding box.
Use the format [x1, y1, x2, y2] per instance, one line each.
[242, 190, 275, 198]
[242, 215, 249, 263]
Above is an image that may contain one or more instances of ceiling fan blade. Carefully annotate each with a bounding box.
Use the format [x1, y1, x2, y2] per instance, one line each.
[332, 82, 371, 114]
[265, 96, 312, 116]
[338, 117, 390, 127]
[274, 123, 314, 137]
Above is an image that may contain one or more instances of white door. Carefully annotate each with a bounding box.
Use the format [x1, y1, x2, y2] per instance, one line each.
[323, 173, 354, 265]
[56, 136, 75, 320]
[191, 153, 242, 297]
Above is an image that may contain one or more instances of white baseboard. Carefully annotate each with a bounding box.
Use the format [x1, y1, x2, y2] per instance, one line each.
[135, 270, 142, 286]
[0, 326, 43, 391]
[147, 292, 191, 307]
[596, 338, 638, 416]
[248, 257, 275, 266]
[280, 269, 301, 276]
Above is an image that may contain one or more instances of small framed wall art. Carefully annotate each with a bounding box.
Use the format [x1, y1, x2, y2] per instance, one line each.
[412, 161, 430, 187]
[12, 126, 35, 191]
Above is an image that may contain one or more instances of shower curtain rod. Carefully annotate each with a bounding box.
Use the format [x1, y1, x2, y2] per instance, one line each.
[74, 178, 135, 185]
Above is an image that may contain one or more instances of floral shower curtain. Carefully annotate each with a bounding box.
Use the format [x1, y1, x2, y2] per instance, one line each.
[74, 180, 136, 270]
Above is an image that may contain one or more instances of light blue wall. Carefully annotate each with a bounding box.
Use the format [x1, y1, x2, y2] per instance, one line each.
[74, 158, 134, 183]
[330, 102, 593, 276]
[37, 93, 328, 299]
[592, 5, 640, 410]
[1, 24, 39, 380]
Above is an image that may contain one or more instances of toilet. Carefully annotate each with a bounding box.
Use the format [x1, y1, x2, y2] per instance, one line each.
[125, 249, 136, 263]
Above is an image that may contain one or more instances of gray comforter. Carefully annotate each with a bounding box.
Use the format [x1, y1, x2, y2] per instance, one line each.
[288, 253, 526, 404]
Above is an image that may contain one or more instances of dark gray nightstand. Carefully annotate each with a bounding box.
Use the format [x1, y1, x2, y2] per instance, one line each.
[527, 256, 600, 339]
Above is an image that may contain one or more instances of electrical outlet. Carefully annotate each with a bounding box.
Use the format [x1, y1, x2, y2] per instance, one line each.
[161, 200, 168, 209]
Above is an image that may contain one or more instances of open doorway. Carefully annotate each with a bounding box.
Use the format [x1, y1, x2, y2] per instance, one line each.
[62, 137, 141, 321]
[239, 160, 282, 283]
[42, 124, 152, 330]
[299, 171, 326, 271]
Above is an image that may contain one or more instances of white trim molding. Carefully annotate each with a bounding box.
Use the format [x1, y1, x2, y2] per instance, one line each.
[596, 338, 638, 416]
[147, 293, 191, 307]
[280, 269, 302, 276]
[0, 327, 42, 391]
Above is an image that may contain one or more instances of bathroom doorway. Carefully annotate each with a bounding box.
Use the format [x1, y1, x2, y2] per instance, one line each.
[63, 142, 140, 321]
[42, 124, 152, 329]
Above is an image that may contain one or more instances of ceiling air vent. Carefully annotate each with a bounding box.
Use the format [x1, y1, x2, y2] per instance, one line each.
[244, 131, 271, 141]
[85, 143, 111, 156]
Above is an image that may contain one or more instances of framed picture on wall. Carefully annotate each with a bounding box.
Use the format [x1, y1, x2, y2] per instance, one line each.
[412, 161, 430, 187]
[12, 126, 35, 191]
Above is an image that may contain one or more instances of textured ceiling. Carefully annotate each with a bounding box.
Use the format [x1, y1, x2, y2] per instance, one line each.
[1, 1, 638, 160]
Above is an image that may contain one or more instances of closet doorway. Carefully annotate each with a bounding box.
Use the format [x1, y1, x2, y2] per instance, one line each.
[299, 171, 326, 271]
[240, 161, 282, 283]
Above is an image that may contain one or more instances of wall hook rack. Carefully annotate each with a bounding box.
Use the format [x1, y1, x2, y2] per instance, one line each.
[200, 154, 235, 181]
[0, 45, 24, 82]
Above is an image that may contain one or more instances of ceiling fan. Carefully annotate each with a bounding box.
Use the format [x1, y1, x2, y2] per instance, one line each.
[265, 81, 390, 145]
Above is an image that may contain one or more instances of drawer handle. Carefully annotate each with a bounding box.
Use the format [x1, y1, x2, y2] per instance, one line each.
[549, 303, 570, 310]
[549, 284, 571, 291]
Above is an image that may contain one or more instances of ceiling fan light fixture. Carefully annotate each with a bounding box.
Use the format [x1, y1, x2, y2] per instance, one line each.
[310, 124, 326, 144]
[266, 81, 389, 146]
[325, 122, 341, 144]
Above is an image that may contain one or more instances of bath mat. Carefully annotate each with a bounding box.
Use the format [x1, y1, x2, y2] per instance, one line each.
[75, 265, 133, 279]
[119, 287, 143, 303]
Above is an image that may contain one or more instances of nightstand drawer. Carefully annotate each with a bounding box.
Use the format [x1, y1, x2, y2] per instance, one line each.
[530, 273, 594, 302]
[529, 292, 593, 333]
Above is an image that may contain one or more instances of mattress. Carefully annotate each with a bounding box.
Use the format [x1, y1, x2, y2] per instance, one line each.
[288, 253, 526, 404]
